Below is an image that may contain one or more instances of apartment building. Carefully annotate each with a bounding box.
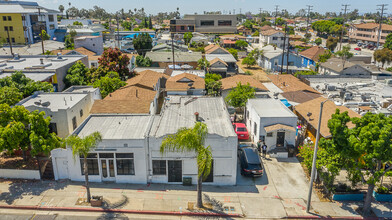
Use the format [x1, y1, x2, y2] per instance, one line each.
[0, 1, 59, 44]
[348, 23, 392, 45]
[170, 14, 237, 34]
[259, 29, 289, 49]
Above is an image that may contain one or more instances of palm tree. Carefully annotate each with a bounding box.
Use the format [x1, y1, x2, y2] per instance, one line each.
[65, 132, 102, 203]
[160, 122, 212, 208]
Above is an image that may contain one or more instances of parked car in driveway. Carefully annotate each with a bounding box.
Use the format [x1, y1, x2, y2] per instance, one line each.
[233, 123, 249, 140]
[238, 143, 256, 157]
[239, 147, 263, 177]
[354, 47, 361, 51]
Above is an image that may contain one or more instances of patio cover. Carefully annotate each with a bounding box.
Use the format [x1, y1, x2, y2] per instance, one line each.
[264, 123, 296, 133]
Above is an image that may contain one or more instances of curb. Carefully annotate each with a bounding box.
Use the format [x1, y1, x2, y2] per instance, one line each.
[286, 216, 381, 220]
[0, 204, 243, 218]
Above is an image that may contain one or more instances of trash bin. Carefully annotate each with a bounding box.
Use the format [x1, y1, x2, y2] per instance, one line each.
[183, 177, 192, 186]
[287, 144, 295, 157]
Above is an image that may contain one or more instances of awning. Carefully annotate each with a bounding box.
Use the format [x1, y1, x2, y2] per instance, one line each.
[264, 123, 296, 133]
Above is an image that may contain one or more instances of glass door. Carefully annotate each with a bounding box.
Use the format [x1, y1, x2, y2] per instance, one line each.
[101, 159, 115, 181]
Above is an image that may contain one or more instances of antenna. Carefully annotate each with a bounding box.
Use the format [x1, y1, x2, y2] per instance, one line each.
[306, 5, 313, 33]
[274, 5, 279, 26]
[339, 4, 350, 50]
[376, 4, 388, 49]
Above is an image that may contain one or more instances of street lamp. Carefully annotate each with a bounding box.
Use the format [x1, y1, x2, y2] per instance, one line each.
[306, 99, 327, 213]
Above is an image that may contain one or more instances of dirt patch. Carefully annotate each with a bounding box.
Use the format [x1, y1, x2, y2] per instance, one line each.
[236, 59, 271, 83]
[75, 198, 90, 206]
[0, 155, 38, 170]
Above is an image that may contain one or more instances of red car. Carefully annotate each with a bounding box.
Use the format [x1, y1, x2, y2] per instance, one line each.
[354, 47, 361, 51]
[233, 123, 249, 140]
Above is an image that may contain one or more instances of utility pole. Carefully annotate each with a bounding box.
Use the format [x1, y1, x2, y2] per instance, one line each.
[306, 5, 313, 33]
[339, 4, 350, 50]
[116, 13, 120, 49]
[286, 27, 290, 74]
[6, 28, 13, 55]
[274, 5, 279, 27]
[233, 9, 235, 15]
[259, 8, 262, 22]
[280, 27, 287, 74]
[376, 4, 388, 50]
[38, 8, 45, 54]
[171, 33, 175, 69]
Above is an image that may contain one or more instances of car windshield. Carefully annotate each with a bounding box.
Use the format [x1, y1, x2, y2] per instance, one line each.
[237, 127, 247, 132]
[248, 163, 262, 170]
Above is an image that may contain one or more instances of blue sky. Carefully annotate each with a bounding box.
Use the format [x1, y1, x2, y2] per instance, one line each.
[37, 0, 389, 15]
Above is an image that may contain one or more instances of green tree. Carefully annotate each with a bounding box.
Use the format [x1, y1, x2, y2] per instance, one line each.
[252, 30, 259, 37]
[326, 36, 338, 52]
[315, 38, 322, 46]
[235, 40, 248, 50]
[92, 72, 126, 98]
[148, 16, 153, 29]
[225, 82, 255, 108]
[0, 86, 23, 106]
[121, 21, 133, 31]
[73, 21, 83, 26]
[311, 20, 336, 35]
[243, 20, 253, 29]
[205, 73, 222, 96]
[275, 17, 286, 26]
[228, 48, 238, 60]
[242, 56, 256, 68]
[58, 5, 65, 14]
[324, 111, 392, 216]
[318, 50, 332, 63]
[133, 33, 153, 56]
[99, 48, 130, 80]
[64, 61, 90, 87]
[183, 32, 193, 45]
[160, 122, 212, 208]
[197, 58, 210, 71]
[294, 70, 317, 78]
[40, 30, 50, 41]
[335, 45, 353, 69]
[65, 132, 102, 203]
[384, 33, 392, 50]
[135, 55, 152, 67]
[373, 48, 392, 68]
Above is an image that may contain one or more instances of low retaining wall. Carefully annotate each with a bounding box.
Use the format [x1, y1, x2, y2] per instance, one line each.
[332, 193, 364, 201]
[373, 191, 392, 202]
[0, 169, 40, 180]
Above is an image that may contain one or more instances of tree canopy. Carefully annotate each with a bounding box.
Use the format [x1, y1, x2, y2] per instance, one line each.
[335, 45, 353, 69]
[235, 40, 248, 50]
[373, 48, 392, 68]
[64, 61, 90, 87]
[98, 48, 130, 80]
[225, 82, 255, 108]
[133, 32, 153, 56]
[92, 72, 126, 98]
[183, 32, 193, 45]
[205, 73, 222, 96]
[326, 36, 338, 52]
[135, 55, 152, 67]
[228, 48, 238, 60]
[315, 38, 322, 46]
[384, 33, 392, 50]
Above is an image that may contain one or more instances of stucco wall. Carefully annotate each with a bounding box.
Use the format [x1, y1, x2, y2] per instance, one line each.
[0, 169, 40, 180]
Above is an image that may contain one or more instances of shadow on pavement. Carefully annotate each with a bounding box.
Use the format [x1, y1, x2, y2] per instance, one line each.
[0, 179, 68, 205]
[99, 194, 130, 220]
[188, 194, 234, 220]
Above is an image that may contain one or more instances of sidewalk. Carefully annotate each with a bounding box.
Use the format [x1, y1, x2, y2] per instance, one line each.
[0, 157, 371, 219]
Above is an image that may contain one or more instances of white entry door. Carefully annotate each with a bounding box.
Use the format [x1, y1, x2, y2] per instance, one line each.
[101, 159, 115, 181]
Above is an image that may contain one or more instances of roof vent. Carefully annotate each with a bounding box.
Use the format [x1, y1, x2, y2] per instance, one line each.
[51, 53, 68, 62]
[8, 53, 26, 62]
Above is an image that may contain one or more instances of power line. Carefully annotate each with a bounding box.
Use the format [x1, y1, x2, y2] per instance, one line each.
[306, 5, 313, 33]
[339, 4, 350, 50]
[274, 5, 279, 26]
[376, 4, 388, 49]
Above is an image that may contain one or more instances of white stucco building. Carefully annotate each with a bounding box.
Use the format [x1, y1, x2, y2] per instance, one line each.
[259, 29, 289, 49]
[245, 98, 297, 157]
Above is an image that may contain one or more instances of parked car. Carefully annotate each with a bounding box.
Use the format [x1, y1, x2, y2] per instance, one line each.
[238, 143, 256, 157]
[233, 123, 249, 140]
[354, 47, 361, 51]
[357, 42, 363, 47]
[239, 147, 263, 177]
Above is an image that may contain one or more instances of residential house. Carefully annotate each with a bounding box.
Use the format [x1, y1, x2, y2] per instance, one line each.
[259, 25, 274, 32]
[0, 54, 88, 91]
[220, 75, 269, 98]
[51, 47, 100, 68]
[90, 70, 168, 114]
[209, 58, 228, 77]
[245, 98, 298, 158]
[348, 23, 392, 45]
[166, 73, 205, 96]
[259, 29, 289, 49]
[151, 43, 188, 52]
[149, 96, 238, 185]
[17, 86, 101, 138]
[319, 58, 372, 76]
[0, 1, 59, 44]
[204, 44, 237, 74]
[294, 97, 361, 142]
[351, 61, 392, 80]
[219, 34, 247, 48]
[280, 90, 321, 106]
[52, 96, 238, 185]
[145, 51, 202, 69]
[267, 74, 319, 94]
[74, 36, 104, 55]
[170, 14, 237, 34]
[258, 45, 303, 73]
[299, 46, 327, 68]
[237, 25, 251, 36]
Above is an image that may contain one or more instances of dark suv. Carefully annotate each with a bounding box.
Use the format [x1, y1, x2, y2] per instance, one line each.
[239, 147, 263, 177]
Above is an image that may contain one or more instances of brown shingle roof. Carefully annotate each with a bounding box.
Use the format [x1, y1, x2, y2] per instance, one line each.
[52, 47, 98, 61]
[281, 90, 321, 104]
[166, 73, 205, 91]
[259, 25, 274, 31]
[354, 23, 392, 31]
[219, 34, 247, 40]
[260, 29, 281, 36]
[126, 70, 168, 90]
[299, 46, 326, 62]
[220, 75, 268, 91]
[267, 74, 319, 94]
[294, 97, 361, 138]
[204, 44, 230, 54]
[209, 58, 228, 66]
[90, 99, 152, 114]
[264, 123, 296, 133]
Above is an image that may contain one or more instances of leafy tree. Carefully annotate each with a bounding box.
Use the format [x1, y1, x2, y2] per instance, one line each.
[197, 58, 210, 71]
[133, 33, 153, 56]
[121, 21, 133, 31]
[135, 55, 152, 67]
[73, 21, 83, 26]
[92, 72, 126, 98]
[304, 33, 312, 40]
[252, 30, 259, 37]
[326, 36, 338, 52]
[40, 30, 50, 41]
[66, 132, 102, 203]
[331, 17, 344, 25]
[148, 16, 153, 29]
[98, 48, 130, 79]
[0, 86, 23, 106]
[260, 21, 272, 26]
[205, 73, 222, 96]
[225, 82, 255, 108]
[373, 48, 392, 68]
[161, 122, 212, 208]
[275, 17, 286, 26]
[228, 48, 238, 60]
[294, 70, 317, 78]
[58, 5, 65, 14]
[324, 111, 392, 216]
[242, 56, 256, 68]
[315, 38, 322, 46]
[384, 33, 392, 50]
[248, 48, 263, 60]
[235, 40, 248, 50]
[312, 20, 336, 35]
[64, 61, 90, 87]
[318, 50, 332, 63]
[387, 67, 392, 72]
[133, 27, 140, 31]
[64, 36, 74, 50]
[335, 45, 353, 69]
[243, 20, 253, 29]
[183, 32, 193, 45]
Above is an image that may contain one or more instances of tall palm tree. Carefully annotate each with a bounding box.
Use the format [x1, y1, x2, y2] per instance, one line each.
[160, 122, 212, 208]
[65, 132, 102, 203]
